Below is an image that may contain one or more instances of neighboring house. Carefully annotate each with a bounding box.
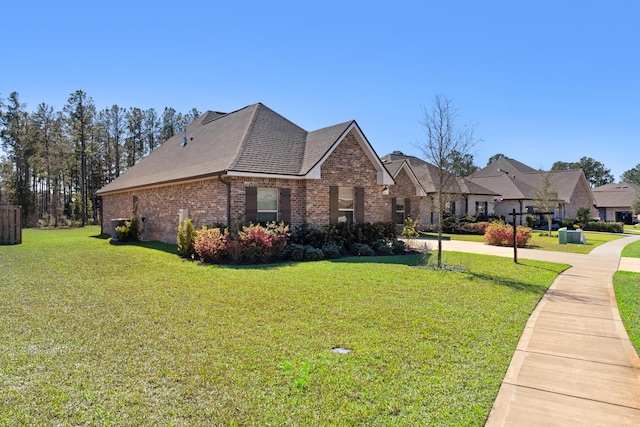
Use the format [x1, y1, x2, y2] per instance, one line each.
[96, 103, 394, 243]
[592, 182, 640, 224]
[380, 153, 499, 226]
[467, 157, 596, 225]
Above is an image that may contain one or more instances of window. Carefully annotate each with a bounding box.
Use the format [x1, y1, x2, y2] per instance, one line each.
[257, 188, 278, 222]
[475, 201, 487, 215]
[395, 198, 405, 224]
[338, 187, 354, 223]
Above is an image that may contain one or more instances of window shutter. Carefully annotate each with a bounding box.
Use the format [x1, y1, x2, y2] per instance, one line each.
[329, 186, 338, 224]
[405, 198, 411, 219]
[246, 187, 257, 223]
[279, 188, 291, 224]
[355, 187, 365, 223]
[391, 197, 397, 220]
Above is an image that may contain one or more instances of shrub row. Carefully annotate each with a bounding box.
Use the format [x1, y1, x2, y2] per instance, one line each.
[484, 220, 532, 247]
[178, 220, 405, 264]
[584, 221, 624, 233]
[193, 222, 289, 264]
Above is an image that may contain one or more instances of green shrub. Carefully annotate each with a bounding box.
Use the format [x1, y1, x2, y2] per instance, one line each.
[561, 217, 575, 228]
[304, 247, 324, 261]
[177, 218, 197, 258]
[584, 221, 624, 233]
[351, 243, 375, 256]
[402, 217, 419, 240]
[575, 207, 592, 229]
[321, 242, 343, 259]
[372, 239, 394, 256]
[391, 239, 406, 254]
[283, 243, 306, 261]
[525, 215, 535, 228]
[114, 216, 140, 242]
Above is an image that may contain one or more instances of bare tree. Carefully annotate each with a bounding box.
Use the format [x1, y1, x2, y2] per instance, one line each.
[533, 172, 558, 236]
[418, 95, 478, 267]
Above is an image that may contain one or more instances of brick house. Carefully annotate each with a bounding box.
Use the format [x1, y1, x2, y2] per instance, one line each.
[592, 182, 640, 224]
[380, 153, 499, 226]
[96, 103, 394, 243]
[467, 157, 597, 225]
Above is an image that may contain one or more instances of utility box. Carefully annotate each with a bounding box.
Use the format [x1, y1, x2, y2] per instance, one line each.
[567, 229, 586, 244]
[179, 208, 189, 224]
[558, 227, 567, 244]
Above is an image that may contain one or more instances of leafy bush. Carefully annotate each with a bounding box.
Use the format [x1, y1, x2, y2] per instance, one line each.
[304, 247, 324, 261]
[177, 218, 197, 258]
[351, 243, 375, 256]
[391, 239, 406, 254]
[194, 226, 230, 263]
[561, 217, 575, 228]
[234, 222, 290, 264]
[584, 221, 624, 233]
[372, 239, 394, 256]
[575, 207, 592, 229]
[525, 215, 535, 228]
[114, 216, 140, 242]
[459, 221, 490, 235]
[321, 242, 343, 259]
[283, 243, 306, 261]
[402, 217, 419, 240]
[484, 220, 531, 247]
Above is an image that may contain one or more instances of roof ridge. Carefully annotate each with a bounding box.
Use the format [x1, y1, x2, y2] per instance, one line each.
[227, 104, 263, 170]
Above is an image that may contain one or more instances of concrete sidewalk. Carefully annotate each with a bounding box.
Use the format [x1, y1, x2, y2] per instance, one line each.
[419, 236, 640, 426]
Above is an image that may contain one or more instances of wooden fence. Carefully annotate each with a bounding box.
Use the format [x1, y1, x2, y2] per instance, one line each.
[0, 205, 22, 245]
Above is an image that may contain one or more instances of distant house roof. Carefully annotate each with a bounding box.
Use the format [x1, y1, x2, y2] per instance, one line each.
[592, 182, 640, 208]
[97, 103, 393, 195]
[380, 154, 498, 196]
[467, 157, 594, 203]
[469, 157, 538, 179]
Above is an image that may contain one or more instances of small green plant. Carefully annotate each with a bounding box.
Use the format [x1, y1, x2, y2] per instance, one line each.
[575, 207, 592, 229]
[115, 216, 140, 242]
[525, 214, 535, 228]
[177, 218, 197, 258]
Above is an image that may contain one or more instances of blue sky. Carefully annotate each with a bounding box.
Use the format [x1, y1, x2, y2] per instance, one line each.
[2, 1, 638, 180]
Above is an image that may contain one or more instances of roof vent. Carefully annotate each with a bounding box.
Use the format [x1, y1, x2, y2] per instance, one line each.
[182, 129, 187, 147]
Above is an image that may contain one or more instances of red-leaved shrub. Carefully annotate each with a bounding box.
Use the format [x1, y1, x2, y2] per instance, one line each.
[484, 220, 531, 247]
[193, 222, 289, 264]
[194, 227, 230, 263]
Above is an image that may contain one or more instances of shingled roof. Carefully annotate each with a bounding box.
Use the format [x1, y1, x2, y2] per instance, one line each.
[97, 103, 393, 195]
[380, 154, 498, 196]
[469, 159, 592, 203]
[592, 182, 640, 207]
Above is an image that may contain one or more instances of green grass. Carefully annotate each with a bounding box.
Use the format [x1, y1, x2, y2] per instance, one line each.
[624, 224, 640, 234]
[613, 271, 640, 354]
[0, 227, 568, 426]
[621, 239, 640, 258]
[418, 231, 624, 254]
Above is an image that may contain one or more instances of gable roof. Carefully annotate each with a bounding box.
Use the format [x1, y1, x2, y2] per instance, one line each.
[468, 158, 592, 203]
[97, 103, 393, 195]
[469, 157, 538, 179]
[592, 182, 640, 207]
[380, 154, 498, 196]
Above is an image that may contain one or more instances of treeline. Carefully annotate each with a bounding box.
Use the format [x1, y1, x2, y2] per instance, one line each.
[0, 90, 200, 227]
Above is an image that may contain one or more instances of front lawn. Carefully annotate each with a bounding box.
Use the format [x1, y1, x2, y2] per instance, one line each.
[621, 239, 640, 258]
[613, 271, 640, 353]
[0, 227, 567, 426]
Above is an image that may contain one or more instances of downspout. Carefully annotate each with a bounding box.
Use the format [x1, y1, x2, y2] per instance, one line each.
[217, 174, 231, 228]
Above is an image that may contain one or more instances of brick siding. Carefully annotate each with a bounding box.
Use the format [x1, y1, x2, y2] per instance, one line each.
[101, 129, 392, 243]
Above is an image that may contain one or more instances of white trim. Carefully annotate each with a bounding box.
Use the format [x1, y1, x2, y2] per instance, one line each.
[394, 161, 427, 196]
